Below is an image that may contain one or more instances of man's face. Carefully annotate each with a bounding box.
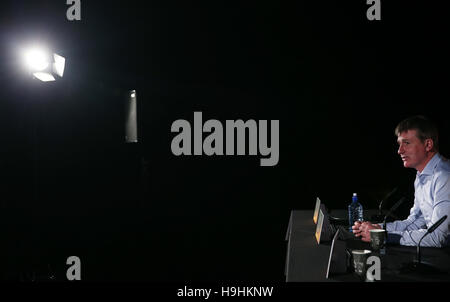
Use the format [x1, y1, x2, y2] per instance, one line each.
[397, 129, 431, 172]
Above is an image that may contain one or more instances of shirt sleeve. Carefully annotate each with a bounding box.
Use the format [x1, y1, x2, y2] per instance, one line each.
[387, 171, 450, 247]
[386, 197, 426, 232]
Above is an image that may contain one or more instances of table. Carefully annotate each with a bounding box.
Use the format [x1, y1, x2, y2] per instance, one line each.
[285, 210, 450, 282]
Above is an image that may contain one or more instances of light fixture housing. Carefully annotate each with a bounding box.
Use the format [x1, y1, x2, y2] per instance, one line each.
[52, 53, 65, 77]
[33, 72, 56, 82]
[24, 47, 66, 82]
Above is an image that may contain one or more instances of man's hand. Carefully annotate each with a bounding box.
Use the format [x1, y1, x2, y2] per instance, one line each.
[352, 221, 382, 242]
[352, 221, 364, 237]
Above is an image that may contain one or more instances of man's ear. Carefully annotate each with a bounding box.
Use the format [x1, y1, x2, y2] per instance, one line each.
[425, 139, 434, 152]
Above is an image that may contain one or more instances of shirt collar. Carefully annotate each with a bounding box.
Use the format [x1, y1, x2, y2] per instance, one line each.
[418, 153, 441, 177]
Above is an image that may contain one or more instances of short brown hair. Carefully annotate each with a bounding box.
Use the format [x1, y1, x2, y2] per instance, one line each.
[395, 115, 439, 151]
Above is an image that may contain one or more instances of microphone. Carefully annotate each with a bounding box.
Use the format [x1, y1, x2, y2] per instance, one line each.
[379, 196, 406, 254]
[382, 196, 406, 231]
[426, 215, 448, 234]
[378, 187, 398, 217]
[417, 215, 448, 264]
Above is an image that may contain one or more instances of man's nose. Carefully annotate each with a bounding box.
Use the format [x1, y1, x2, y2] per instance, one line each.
[398, 145, 404, 154]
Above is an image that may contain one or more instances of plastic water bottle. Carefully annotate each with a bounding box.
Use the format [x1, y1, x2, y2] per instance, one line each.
[348, 193, 364, 232]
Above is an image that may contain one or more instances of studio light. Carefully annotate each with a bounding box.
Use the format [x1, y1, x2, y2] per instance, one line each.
[23, 46, 66, 82]
[125, 90, 138, 143]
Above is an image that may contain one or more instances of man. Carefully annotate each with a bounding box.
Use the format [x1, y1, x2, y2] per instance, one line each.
[353, 115, 450, 247]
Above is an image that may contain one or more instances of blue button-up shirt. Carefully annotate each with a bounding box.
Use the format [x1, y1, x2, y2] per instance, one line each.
[387, 153, 450, 247]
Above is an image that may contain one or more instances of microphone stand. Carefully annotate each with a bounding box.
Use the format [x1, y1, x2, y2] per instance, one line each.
[381, 197, 406, 254]
[375, 187, 398, 222]
[401, 215, 448, 275]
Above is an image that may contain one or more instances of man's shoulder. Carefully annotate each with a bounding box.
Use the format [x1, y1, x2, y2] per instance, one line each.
[434, 156, 450, 180]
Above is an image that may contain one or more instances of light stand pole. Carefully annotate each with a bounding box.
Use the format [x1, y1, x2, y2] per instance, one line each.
[21, 46, 66, 281]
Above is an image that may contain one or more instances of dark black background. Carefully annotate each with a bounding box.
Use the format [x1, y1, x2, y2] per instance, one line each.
[0, 1, 448, 282]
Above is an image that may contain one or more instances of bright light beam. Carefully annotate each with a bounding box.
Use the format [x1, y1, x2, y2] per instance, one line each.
[24, 48, 50, 72]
